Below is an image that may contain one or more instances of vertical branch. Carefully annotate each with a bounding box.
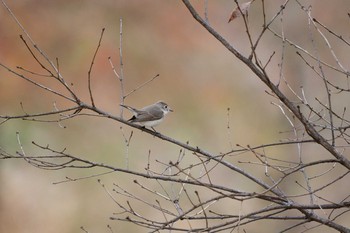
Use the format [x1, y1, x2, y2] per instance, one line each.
[118, 18, 125, 117]
[204, 0, 209, 24]
[251, 0, 291, 68]
[277, 3, 286, 87]
[194, 191, 209, 229]
[120, 126, 133, 170]
[88, 28, 105, 108]
[226, 107, 234, 150]
[108, 19, 125, 118]
[261, 0, 266, 26]
[305, 6, 335, 146]
[233, 0, 255, 61]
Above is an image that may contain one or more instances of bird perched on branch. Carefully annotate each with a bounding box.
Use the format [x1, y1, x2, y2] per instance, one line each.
[120, 101, 173, 131]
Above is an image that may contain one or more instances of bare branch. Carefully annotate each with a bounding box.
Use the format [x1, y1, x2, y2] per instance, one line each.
[88, 28, 105, 107]
[1, 1, 350, 232]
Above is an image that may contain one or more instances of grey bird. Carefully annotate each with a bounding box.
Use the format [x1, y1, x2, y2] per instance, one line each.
[120, 101, 173, 131]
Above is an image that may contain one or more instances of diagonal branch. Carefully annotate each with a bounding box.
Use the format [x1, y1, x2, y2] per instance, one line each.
[181, 0, 350, 170]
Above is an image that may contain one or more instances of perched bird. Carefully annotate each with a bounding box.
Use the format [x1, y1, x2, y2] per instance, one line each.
[120, 101, 173, 131]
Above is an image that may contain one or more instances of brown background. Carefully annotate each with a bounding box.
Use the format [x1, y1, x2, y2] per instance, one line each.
[1, 0, 349, 232]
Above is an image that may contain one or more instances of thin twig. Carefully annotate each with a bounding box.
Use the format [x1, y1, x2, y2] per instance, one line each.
[88, 28, 105, 107]
[118, 18, 125, 116]
[124, 74, 160, 97]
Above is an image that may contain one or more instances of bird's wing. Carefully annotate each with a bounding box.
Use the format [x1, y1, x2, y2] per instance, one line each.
[143, 105, 164, 118]
[129, 109, 163, 122]
[121, 103, 164, 123]
[128, 105, 163, 122]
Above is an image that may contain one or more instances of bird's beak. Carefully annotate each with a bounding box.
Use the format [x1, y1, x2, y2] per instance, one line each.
[169, 108, 174, 112]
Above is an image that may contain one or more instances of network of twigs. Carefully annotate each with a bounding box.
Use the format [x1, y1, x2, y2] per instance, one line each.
[1, 0, 350, 232]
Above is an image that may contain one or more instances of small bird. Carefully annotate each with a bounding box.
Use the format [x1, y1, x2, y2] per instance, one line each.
[120, 101, 173, 131]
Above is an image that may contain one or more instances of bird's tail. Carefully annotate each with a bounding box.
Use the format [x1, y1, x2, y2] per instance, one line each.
[120, 104, 136, 113]
[120, 104, 138, 122]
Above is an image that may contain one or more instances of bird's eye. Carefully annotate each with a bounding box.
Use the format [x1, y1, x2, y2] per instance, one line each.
[164, 105, 168, 109]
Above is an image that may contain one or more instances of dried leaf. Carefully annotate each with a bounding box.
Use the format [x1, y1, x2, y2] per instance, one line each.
[228, 1, 253, 23]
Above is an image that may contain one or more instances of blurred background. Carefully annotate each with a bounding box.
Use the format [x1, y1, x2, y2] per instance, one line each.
[1, 0, 349, 232]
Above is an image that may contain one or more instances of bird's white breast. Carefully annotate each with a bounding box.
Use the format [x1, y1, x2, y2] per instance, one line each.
[140, 118, 164, 127]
